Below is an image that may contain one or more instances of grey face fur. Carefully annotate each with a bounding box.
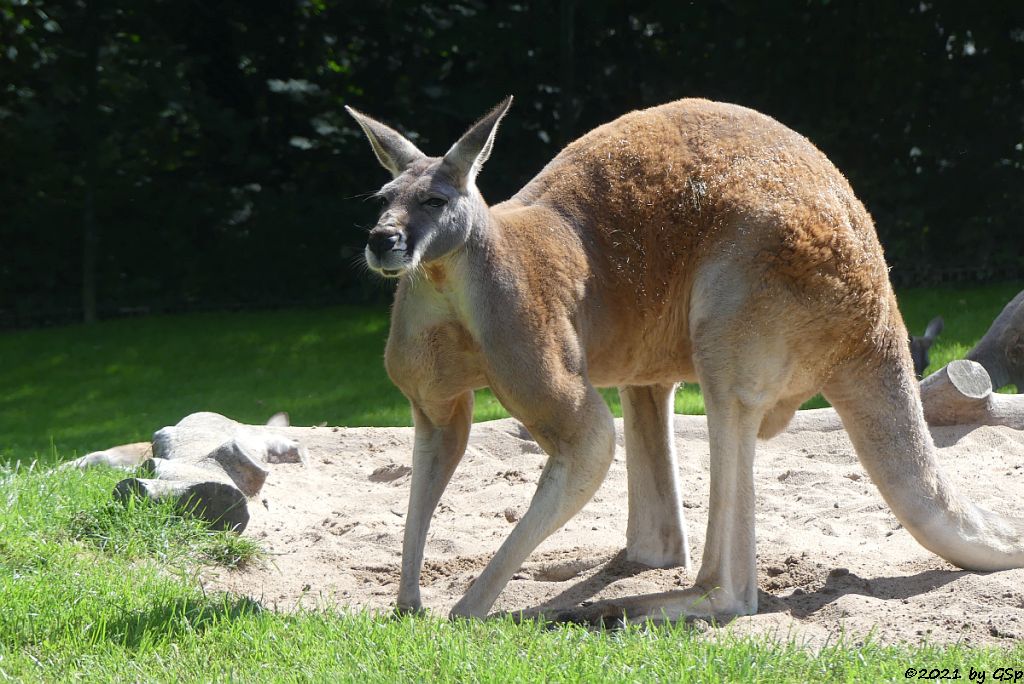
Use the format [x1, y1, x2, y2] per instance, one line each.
[347, 98, 513, 277]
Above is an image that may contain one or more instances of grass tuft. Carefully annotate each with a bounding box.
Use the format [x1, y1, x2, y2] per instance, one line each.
[2, 463, 261, 567]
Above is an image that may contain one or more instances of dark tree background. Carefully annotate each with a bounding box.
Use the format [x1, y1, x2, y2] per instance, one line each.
[1, 0, 1022, 327]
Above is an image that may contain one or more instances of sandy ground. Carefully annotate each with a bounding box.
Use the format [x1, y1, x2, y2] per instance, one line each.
[202, 413, 1024, 647]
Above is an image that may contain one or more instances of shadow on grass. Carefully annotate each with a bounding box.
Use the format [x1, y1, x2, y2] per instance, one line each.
[108, 594, 265, 649]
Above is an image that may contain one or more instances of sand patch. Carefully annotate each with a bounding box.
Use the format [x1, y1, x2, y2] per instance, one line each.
[202, 416, 1024, 647]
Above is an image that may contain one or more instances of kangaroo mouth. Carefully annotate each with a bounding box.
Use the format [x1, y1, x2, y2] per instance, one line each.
[364, 242, 415, 278]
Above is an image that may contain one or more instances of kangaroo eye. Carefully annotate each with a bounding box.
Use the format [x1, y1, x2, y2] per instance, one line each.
[423, 197, 447, 209]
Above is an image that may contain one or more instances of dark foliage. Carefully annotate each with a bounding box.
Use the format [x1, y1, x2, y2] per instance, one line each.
[1, 1, 1022, 326]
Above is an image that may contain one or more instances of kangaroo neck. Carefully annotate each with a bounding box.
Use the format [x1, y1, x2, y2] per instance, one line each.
[402, 200, 582, 324]
[398, 208, 497, 321]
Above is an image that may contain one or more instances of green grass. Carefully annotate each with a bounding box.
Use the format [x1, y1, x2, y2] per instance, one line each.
[0, 306, 406, 464]
[2, 283, 1020, 465]
[1, 464, 261, 573]
[2, 464, 1023, 682]
[2, 284, 1023, 681]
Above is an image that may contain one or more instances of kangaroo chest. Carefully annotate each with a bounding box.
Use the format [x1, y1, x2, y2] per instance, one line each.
[383, 275, 488, 407]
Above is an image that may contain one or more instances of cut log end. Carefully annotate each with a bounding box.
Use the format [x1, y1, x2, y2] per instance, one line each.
[210, 438, 270, 497]
[919, 360, 992, 426]
[920, 359, 1024, 430]
[943, 360, 993, 399]
[113, 477, 250, 533]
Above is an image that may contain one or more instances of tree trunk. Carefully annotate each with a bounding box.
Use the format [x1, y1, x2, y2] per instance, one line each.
[918, 359, 1024, 430]
[106, 412, 305, 534]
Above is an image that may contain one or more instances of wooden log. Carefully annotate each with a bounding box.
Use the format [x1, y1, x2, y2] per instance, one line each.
[152, 412, 240, 461]
[149, 412, 303, 497]
[919, 359, 1024, 429]
[62, 442, 152, 471]
[153, 412, 305, 469]
[965, 289, 1024, 391]
[113, 477, 250, 532]
[762, 358, 1024, 435]
[145, 435, 272, 497]
[107, 412, 305, 534]
[63, 412, 305, 535]
[206, 437, 270, 497]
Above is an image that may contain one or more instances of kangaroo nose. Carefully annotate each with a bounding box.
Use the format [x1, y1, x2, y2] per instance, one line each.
[368, 231, 401, 259]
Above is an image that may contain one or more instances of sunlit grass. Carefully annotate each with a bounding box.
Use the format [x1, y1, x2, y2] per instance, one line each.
[1, 461, 1022, 682]
[1, 283, 1020, 466]
[2, 284, 1024, 680]
[0, 307, 405, 464]
[0, 464, 261, 572]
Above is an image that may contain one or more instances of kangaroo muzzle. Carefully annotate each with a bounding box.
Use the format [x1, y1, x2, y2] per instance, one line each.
[368, 229, 402, 259]
[365, 227, 410, 276]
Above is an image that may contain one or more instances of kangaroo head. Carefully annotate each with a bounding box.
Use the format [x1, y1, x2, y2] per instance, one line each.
[346, 97, 513, 278]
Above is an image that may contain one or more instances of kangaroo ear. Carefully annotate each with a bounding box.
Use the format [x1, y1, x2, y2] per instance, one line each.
[924, 316, 944, 342]
[345, 106, 426, 178]
[442, 96, 513, 188]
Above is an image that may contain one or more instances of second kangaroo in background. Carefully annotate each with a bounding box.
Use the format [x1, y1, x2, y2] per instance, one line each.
[910, 316, 944, 378]
[347, 97, 1024, 623]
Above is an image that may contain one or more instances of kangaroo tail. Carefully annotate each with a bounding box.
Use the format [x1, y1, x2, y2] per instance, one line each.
[824, 336, 1024, 572]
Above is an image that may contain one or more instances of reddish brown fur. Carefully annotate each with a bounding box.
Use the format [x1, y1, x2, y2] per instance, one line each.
[483, 100, 896, 393]
[377, 99, 904, 449]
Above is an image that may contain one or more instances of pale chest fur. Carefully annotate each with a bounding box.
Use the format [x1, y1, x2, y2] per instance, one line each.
[384, 260, 487, 408]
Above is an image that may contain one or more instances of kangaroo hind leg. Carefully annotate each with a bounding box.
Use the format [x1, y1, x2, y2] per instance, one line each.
[621, 383, 691, 569]
[561, 374, 767, 625]
[560, 327, 785, 625]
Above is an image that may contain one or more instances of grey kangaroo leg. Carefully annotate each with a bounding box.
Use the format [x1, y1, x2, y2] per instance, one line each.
[620, 383, 691, 569]
[688, 386, 762, 615]
[559, 267, 778, 625]
[561, 384, 764, 624]
[450, 387, 615, 618]
[396, 391, 474, 613]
